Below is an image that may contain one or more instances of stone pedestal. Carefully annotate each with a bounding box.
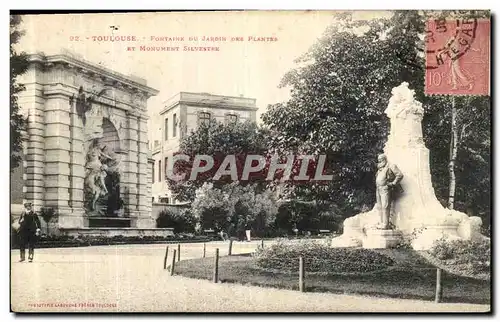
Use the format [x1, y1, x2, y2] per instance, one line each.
[331, 82, 487, 251]
[134, 216, 156, 229]
[57, 208, 85, 229]
[362, 229, 402, 249]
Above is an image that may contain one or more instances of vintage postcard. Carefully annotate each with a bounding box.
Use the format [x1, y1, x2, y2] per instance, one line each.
[10, 10, 491, 313]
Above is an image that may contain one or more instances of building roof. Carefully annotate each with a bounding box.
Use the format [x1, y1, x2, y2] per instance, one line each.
[160, 91, 258, 115]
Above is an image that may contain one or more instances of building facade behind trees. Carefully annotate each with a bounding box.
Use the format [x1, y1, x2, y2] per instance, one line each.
[151, 92, 257, 204]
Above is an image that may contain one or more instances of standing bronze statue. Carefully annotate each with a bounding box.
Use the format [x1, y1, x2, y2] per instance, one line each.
[375, 154, 404, 229]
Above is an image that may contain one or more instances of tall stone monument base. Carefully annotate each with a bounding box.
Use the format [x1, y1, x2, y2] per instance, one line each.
[331, 83, 488, 251]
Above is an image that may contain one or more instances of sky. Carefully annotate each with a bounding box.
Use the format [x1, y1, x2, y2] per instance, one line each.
[16, 11, 391, 143]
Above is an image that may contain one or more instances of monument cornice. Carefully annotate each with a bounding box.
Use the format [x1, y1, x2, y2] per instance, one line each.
[27, 53, 159, 98]
[42, 83, 149, 115]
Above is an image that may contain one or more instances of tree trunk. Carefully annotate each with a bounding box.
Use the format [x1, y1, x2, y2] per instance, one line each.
[448, 97, 458, 209]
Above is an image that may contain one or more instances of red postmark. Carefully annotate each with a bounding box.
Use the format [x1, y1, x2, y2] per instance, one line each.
[425, 18, 490, 95]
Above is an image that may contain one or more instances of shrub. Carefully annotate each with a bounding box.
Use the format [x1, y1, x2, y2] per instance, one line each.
[429, 238, 491, 274]
[254, 239, 394, 273]
[156, 208, 197, 233]
[275, 200, 341, 234]
[395, 227, 424, 250]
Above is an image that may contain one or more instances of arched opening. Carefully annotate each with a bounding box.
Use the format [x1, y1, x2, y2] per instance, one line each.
[85, 117, 126, 225]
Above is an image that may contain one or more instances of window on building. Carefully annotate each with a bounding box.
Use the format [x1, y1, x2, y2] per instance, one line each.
[158, 160, 162, 182]
[198, 112, 211, 126]
[173, 114, 177, 137]
[164, 118, 168, 140]
[225, 113, 238, 125]
[152, 162, 155, 183]
[164, 157, 168, 180]
[159, 197, 169, 204]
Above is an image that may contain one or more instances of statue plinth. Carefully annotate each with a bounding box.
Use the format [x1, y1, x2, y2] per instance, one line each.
[362, 229, 402, 249]
[331, 82, 487, 251]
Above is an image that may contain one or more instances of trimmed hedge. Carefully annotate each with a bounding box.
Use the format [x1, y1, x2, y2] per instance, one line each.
[253, 239, 394, 273]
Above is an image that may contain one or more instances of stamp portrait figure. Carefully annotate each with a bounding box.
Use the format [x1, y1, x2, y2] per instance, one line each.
[375, 154, 404, 229]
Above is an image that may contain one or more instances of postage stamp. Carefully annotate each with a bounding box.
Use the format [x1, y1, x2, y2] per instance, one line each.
[425, 18, 490, 96]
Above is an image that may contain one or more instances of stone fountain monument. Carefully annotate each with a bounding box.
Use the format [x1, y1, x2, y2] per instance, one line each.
[331, 82, 486, 250]
[15, 51, 173, 237]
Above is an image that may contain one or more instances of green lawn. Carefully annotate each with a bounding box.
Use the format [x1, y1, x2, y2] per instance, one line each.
[172, 249, 490, 305]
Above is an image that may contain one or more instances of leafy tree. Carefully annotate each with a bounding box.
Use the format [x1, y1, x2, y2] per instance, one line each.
[262, 11, 491, 226]
[262, 12, 423, 214]
[425, 95, 491, 223]
[10, 15, 29, 171]
[191, 182, 278, 237]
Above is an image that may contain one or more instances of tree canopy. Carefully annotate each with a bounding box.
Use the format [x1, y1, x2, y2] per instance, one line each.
[10, 15, 29, 170]
[262, 11, 491, 225]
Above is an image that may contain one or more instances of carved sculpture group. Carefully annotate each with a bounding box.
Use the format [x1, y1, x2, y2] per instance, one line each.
[85, 140, 113, 211]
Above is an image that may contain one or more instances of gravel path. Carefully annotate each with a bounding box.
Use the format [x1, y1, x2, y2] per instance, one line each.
[10, 242, 490, 313]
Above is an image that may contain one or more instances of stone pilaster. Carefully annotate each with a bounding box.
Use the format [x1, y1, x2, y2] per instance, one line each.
[146, 155, 154, 213]
[56, 92, 86, 229]
[137, 117, 149, 212]
[19, 83, 46, 210]
[69, 104, 85, 210]
[121, 112, 139, 215]
[135, 116, 155, 228]
[43, 95, 71, 209]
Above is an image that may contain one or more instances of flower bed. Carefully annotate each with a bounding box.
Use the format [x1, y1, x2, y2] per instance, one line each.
[253, 239, 394, 273]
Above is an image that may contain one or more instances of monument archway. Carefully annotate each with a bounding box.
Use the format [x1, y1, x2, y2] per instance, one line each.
[18, 52, 161, 236]
[84, 117, 127, 227]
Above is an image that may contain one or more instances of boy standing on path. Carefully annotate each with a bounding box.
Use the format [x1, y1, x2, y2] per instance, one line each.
[18, 203, 41, 262]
